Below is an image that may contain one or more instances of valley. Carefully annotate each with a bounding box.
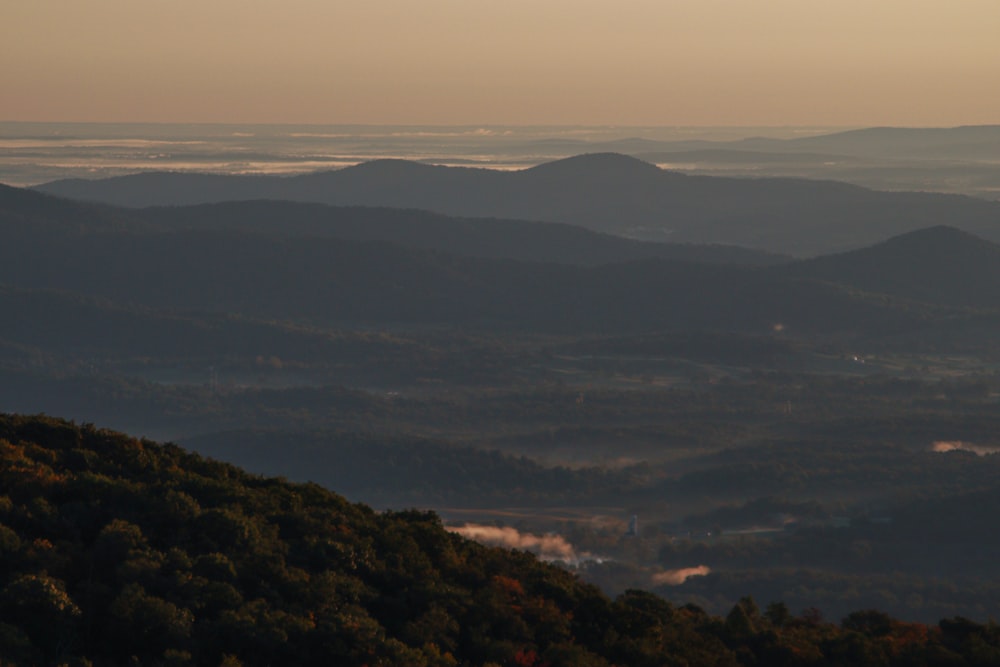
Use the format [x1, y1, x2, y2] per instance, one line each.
[5, 146, 1000, 654]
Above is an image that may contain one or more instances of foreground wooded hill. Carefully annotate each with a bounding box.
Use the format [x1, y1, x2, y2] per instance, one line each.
[3, 413, 1000, 666]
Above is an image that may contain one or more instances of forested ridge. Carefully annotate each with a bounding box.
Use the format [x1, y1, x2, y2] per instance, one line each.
[3, 414, 1000, 666]
[33, 153, 1000, 256]
[7, 183, 1000, 344]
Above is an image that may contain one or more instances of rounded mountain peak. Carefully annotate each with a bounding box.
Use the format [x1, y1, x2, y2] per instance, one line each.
[524, 153, 663, 179]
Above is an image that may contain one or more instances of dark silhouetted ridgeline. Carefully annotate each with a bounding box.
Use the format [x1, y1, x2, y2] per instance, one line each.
[776, 225, 1000, 309]
[5, 183, 997, 342]
[134, 199, 788, 267]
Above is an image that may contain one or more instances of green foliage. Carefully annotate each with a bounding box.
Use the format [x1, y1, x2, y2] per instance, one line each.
[3, 413, 1000, 665]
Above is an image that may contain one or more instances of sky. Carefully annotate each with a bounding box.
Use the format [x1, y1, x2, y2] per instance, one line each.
[4, 0, 1000, 126]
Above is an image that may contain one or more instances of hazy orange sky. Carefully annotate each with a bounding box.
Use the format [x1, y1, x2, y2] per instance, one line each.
[4, 0, 1000, 126]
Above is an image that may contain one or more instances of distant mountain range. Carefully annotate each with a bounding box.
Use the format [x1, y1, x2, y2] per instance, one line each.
[533, 125, 1000, 158]
[133, 199, 787, 267]
[1, 182, 783, 267]
[741, 125, 1000, 160]
[4, 183, 1000, 347]
[35, 153, 1000, 256]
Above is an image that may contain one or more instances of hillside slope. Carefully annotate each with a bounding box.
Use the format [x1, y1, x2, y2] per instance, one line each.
[776, 226, 1000, 309]
[135, 199, 787, 267]
[3, 414, 1000, 665]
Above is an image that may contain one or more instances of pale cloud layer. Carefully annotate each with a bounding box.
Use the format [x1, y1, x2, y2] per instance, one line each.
[4, 0, 999, 125]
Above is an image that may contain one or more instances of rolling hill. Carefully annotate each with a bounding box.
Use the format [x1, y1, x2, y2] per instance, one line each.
[2, 183, 784, 267]
[5, 183, 1000, 351]
[1, 184, 996, 342]
[6, 413, 995, 665]
[35, 153, 1000, 255]
[133, 200, 787, 267]
[777, 226, 1000, 309]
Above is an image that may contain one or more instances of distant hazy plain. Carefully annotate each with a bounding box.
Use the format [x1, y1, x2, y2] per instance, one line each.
[0, 122, 840, 187]
[11, 122, 1000, 201]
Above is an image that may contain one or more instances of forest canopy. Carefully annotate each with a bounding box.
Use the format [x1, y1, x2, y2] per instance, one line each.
[3, 413, 1000, 666]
